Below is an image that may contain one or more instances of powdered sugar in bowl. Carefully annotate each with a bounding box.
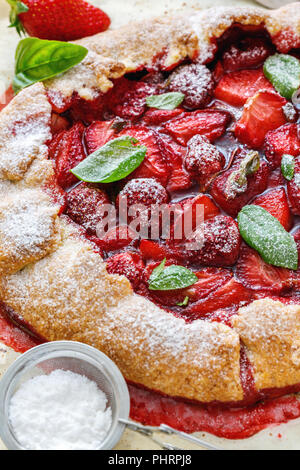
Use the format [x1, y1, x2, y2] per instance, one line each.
[0, 341, 130, 450]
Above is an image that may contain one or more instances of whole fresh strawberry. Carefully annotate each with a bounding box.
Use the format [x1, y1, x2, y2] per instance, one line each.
[7, 0, 111, 40]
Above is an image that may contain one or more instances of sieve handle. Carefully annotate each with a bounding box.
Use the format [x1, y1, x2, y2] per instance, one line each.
[119, 418, 220, 450]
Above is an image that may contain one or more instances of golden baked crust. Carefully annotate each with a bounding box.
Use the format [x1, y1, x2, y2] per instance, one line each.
[0, 221, 242, 402]
[0, 83, 52, 181]
[46, 3, 300, 99]
[232, 299, 300, 391]
[1, 3, 300, 403]
[0, 188, 61, 275]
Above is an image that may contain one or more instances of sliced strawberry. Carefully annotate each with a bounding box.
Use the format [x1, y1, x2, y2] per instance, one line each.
[121, 126, 170, 185]
[265, 123, 300, 169]
[146, 266, 231, 308]
[172, 194, 220, 240]
[236, 245, 293, 294]
[106, 252, 144, 289]
[49, 122, 86, 189]
[210, 152, 270, 217]
[185, 268, 232, 302]
[214, 69, 273, 107]
[47, 89, 73, 114]
[157, 136, 193, 192]
[234, 90, 287, 149]
[184, 277, 253, 318]
[267, 168, 287, 189]
[222, 38, 272, 72]
[287, 157, 300, 215]
[252, 187, 292, 231]
[85, 120, 116, 154]
[292, 228, 300, 289]
[96, 225, 138, 252]
[163, 109, 231, 146]
[142, 108, 183, 126]
[65, 183, 110, 235]
[139, 240, 171, 261]
[108, 77, 157, 120]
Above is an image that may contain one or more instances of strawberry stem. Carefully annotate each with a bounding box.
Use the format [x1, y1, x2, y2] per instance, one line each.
[6, 0, 28, 36]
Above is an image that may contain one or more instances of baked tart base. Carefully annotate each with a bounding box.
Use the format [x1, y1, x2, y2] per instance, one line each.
[1, 2, 300, 438]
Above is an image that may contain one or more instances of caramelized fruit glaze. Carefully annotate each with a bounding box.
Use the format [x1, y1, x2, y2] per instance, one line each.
[2, 25, 300, 439]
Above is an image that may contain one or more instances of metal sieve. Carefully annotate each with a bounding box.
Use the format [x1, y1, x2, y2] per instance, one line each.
[0, 341, 130, 450]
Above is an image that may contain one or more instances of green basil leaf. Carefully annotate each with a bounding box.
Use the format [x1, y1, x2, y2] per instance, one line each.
[177, 296, 189, 307]
[13, 38, 88, 93]
[71, 136, 147, 183]
[263, 54, 300, 100]
[238, 205, 298, 270]
[149, 261, 198, 291]
[146, 92, 184, 110]
[150, 258, 166, 280]
[281, 154, 295, 181]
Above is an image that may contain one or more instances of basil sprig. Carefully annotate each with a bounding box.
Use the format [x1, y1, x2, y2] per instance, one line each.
[13, 38, 88, 93]
[71, 136, 147, 183]
[281, 154, 295, 181]
[263, 54, 300, 100]
[148, 258, 198, 291]
[238, 205, 298, 270]
[146, 92, 184, 110]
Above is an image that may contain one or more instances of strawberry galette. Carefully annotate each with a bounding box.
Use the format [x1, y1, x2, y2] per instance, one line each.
[1, 2, 300, 436]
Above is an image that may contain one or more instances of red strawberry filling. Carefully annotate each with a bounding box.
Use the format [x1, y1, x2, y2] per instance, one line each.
[108, 78, 158, 120]
[120, 126, 170, 186]
[167, 63, 214, 110]
[236, 245, 293, 294]
[265, 123, 300, 169]
[234, 90, 288, 149]
[184, 135, 225, 187]
[43, 30, 300, 412]
[106, 252, 144, 289]
[210, 150, 270, 217]
[214, 68, 274, 107]
[163, 109, 231, 145]
[222, 37, 272, 72]
[49, 122, 87, 189]
[287, 157, 300, 215]
[252, 187, 292, 231]
[65, 183, 110, 235]
[85, 120, 117, 154]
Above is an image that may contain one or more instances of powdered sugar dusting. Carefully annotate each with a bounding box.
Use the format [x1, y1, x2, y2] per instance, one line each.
[0, 83, 51, 181]
[168, 63, 214, 109]
[0, 189, 60, 275]
[232, 298, 300, 389]
[9, 369, 112, 450]
[119, 178, 168, 206]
